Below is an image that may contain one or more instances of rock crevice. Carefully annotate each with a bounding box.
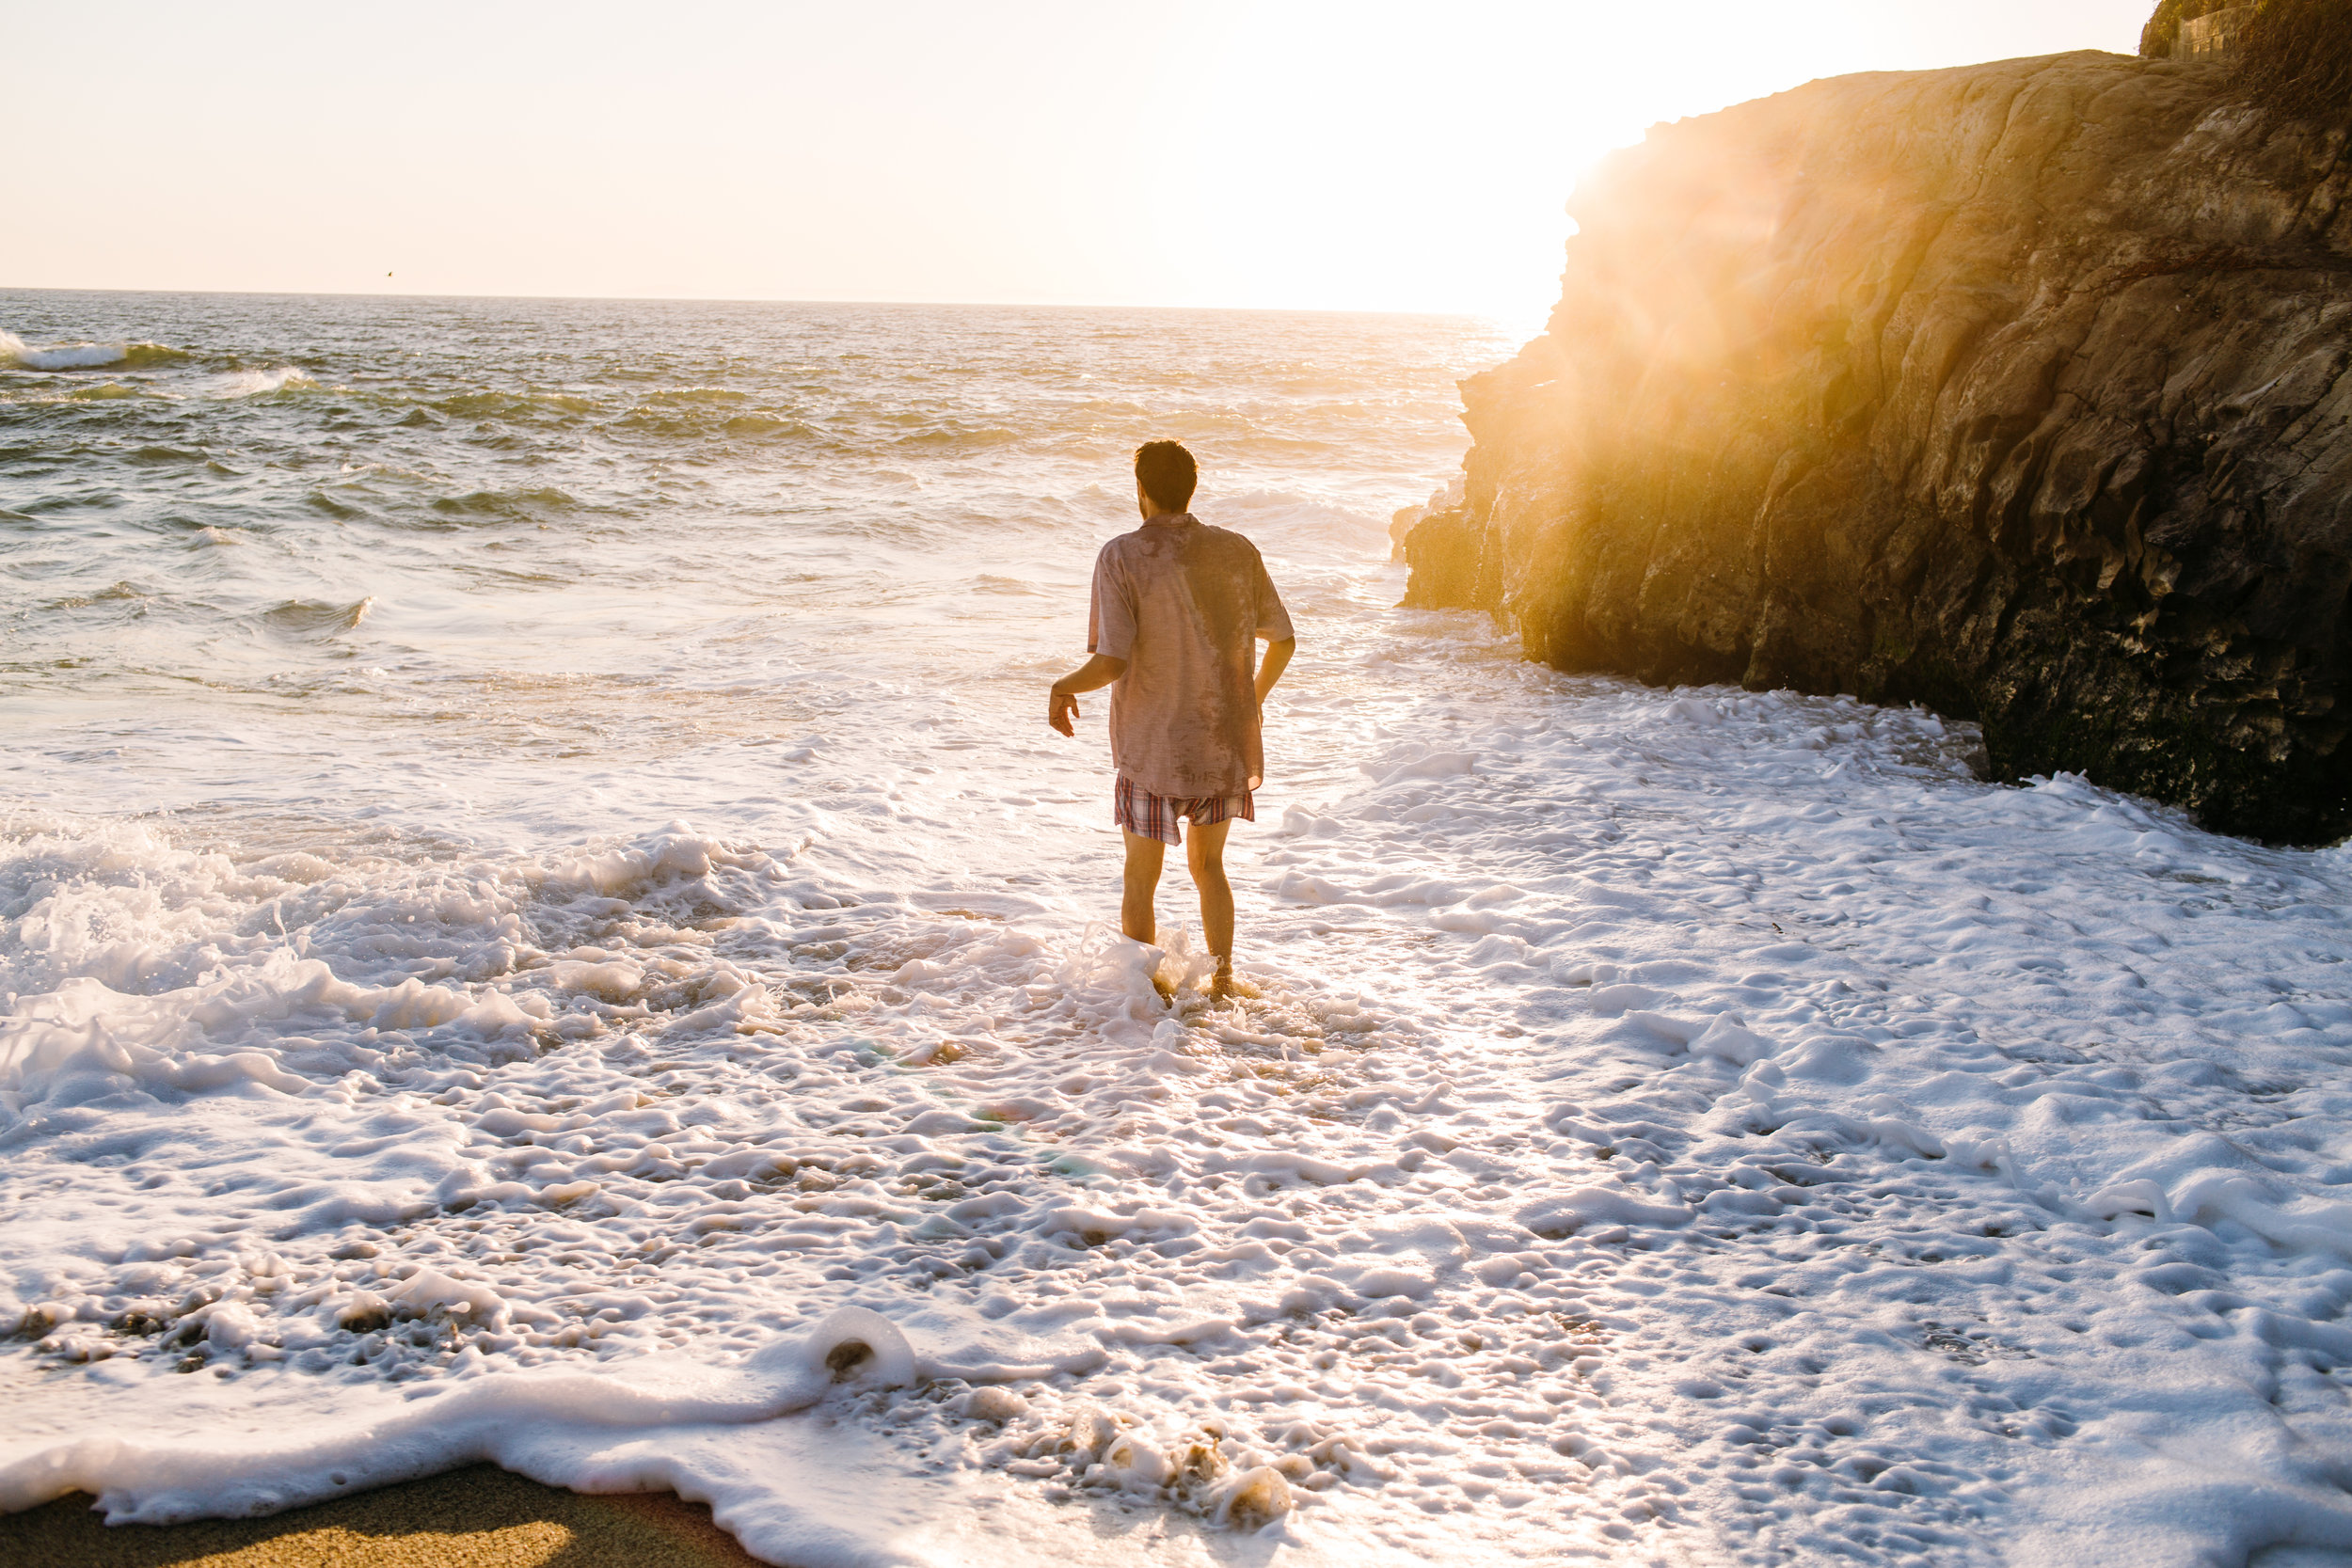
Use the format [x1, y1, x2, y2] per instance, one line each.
[1409, 51, 2352, 844]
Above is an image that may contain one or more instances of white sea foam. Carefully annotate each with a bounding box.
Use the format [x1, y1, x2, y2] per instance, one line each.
[210, 365, 316, 398]
[0, 329, 128, 371]
[3, 297, 2348, 1566]
[8, 681, 2351, 1565]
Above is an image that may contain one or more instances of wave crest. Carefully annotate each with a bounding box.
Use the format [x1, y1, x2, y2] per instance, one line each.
[1, 331, 189, 372]
[212, 366, 317, 399]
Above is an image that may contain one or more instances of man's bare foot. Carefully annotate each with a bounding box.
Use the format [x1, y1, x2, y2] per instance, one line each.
[1210, 965, 1257, 1002]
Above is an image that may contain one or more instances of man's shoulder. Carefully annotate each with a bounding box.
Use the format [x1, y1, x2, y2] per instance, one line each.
[1094, 531, 1151, 583]
[1098, 522, 1208, 562]
[1185, 519, 1268, 563]
[1099, 518, 1267, 572]
[1193, 519, 1261, 547]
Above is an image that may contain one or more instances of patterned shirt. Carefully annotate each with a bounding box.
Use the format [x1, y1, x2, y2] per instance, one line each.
[1088, 513, 1295, 798]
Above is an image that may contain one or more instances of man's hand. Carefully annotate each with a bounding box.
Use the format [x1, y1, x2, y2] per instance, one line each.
[1047, 654, 1127, 736]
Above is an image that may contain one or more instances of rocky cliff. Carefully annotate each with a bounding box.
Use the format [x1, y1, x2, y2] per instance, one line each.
[1407, 50, 2352, 845]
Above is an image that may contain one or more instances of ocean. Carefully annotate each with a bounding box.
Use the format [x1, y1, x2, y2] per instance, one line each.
[4, 292, 2350, 1566]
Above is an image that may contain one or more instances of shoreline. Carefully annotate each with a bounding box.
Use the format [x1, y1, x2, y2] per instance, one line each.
[0, 1466, 769, 1568]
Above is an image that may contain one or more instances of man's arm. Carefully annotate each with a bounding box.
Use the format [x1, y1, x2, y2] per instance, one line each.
[1255, 637, 1295, 705]
[1049, 654, 1127, 736]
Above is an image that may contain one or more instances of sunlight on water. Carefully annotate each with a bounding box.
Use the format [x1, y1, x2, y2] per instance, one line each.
[6, 292, 2351, 1567]
[0, 294, 1500, 835]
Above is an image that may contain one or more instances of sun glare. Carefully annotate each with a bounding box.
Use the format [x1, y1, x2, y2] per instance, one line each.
[1, 0, 2149, 314]
[1158, 0, 2150, 325]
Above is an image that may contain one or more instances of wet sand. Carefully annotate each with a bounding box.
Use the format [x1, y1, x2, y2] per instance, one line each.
[0, 1466, 769, 1568]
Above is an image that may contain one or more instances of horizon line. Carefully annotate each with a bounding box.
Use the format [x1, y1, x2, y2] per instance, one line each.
[0, 282, 1514, 324]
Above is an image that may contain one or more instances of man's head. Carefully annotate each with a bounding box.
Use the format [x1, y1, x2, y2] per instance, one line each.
[1134, 440, 1198, 517]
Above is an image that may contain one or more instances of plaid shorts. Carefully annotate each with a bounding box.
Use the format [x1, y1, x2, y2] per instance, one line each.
[1114, 774, 1255, 847]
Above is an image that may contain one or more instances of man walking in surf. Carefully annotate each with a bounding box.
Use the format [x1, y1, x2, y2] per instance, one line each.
[1047, 441, 1295, 998]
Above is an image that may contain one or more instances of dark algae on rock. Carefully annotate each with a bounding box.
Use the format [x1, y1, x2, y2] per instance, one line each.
[1407, 51, 2352, 845]
[2231, 0, 2352, 127]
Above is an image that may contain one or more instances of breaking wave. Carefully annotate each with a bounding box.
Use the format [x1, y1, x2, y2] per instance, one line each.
[211, 366, 318, 398]
[1, 331, 189, 372]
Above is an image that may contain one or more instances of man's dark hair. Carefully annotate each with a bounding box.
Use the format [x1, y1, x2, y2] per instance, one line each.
[1135, 440, 1199, 512]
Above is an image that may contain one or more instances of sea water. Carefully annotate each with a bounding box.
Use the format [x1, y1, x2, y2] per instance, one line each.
[4, 293, 2351, 1567]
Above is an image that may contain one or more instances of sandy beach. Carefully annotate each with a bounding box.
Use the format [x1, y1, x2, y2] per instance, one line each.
[0, 1467, 765, 1568]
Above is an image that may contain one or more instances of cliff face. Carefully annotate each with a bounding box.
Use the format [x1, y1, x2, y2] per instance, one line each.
[1412, 51, 2352, 844]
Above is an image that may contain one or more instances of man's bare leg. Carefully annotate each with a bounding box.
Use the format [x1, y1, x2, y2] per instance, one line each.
[1184, 816, 1236, 990]
[1121, 829, 1164, 945]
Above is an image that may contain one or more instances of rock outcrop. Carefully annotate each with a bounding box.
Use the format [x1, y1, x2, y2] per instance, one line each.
[1410, 51, 2352, 844]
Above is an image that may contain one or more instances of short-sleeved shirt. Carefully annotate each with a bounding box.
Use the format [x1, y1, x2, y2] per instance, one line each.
[1088, 513, 1294, 799]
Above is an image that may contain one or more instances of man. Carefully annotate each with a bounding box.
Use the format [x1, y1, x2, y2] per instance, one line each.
[1048, 441, 1295, 997]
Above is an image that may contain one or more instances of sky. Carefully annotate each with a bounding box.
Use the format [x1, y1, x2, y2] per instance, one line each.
[4, 1, 2153, 325]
